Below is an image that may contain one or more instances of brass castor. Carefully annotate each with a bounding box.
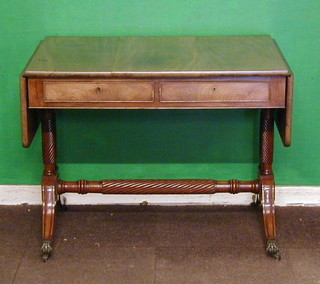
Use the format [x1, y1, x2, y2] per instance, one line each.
[266, 240, 281, 260]
[250, 194, 261, 208]
[41, 241, 52, 262]
[57, 196, 68, 212]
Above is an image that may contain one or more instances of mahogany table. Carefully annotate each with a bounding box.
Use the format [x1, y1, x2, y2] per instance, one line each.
[20, 36, 293, 261]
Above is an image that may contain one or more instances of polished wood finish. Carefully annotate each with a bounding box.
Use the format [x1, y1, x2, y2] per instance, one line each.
[160, 77, 285, 106]
[276, 75, 294, 146]
[24, 36, 291, 77]
[20, 76, 39, 147]
[20, 36, 293, 260]
[27, 77, 286, 109]
[58, 179, 260, 195]
[258, 109, 280, 259]
[259, 110, 276, 235]
[41, 110, 58, 260]
[161, 81, 270, 102]
[43, 80, 155, 103]
[21, 36, 293, 146]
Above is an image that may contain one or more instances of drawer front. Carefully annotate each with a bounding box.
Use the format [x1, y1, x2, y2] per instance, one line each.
[28, 77, 285, 108]
[43, 81, 154, 102]
[160, 81, 269, 103]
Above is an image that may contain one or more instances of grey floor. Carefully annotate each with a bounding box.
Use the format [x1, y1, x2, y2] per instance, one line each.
[1, 205, 319, 284]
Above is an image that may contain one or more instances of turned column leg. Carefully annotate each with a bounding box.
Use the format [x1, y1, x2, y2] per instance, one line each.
[41, 110, 58, 261]
[259, 109, 280, 260]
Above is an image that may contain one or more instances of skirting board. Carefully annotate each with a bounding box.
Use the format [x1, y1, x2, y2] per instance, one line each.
[0, 185, 319, 206]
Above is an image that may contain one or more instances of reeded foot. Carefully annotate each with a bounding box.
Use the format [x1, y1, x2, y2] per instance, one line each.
[266, 240, 281, 260]
[41, 241, 52, 262]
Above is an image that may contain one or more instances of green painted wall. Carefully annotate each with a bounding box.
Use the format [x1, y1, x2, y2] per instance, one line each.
[0, 0, 319, 185]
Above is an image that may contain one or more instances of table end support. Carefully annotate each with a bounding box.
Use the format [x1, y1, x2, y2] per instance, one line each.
[259, 109, 280, 260]
[41, 110, 58, 261]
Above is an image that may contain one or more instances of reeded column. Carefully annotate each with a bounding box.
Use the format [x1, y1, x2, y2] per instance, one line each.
[259, 109, 280, 260]
[41, 110, 58, 261]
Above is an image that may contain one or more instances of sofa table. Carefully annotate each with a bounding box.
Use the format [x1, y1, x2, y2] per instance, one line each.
[20, 36, 293, 261]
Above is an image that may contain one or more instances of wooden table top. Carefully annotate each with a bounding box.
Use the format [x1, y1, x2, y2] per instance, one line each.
[21, 36, 293, 148]
[24, 36, 291, 78]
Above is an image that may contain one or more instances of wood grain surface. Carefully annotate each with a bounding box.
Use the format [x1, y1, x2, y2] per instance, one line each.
[20, 36, 293, 259]
[20, 76, 39, 147]
[24, 36, 291, 77]
[27, 77, 285, 109]
[43, 81, 154, 102]
[21, 36, 293, 146]
[160, 81, 269, 102]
